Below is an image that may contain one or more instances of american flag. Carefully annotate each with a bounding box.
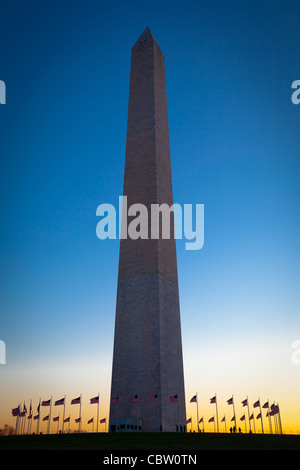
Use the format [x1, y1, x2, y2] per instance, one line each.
[240, 415, 245, 421]
[75, 417, 81, 423]
[186, 418, 192, 424]
[100, 418, 106, 424]
[209, 417, 214, 423]
[64, 417, 70, 423]
[54, 398, 65, 406]
[88, 418, 94, 424]
[210, 396, 216, 404]
[253, 400, 260, 408]
[150, 394, 158, 402]
[190, 395, 197, 403]
[169, 395, 178, 403]
[227, 397, 233, 405]
[71, 396, 81, 405]
[41, 399, 51, 407]
[241, 399, 248, 407]
[129, 395, 138, 403]
[12, 406, 20, 417]
[43, 415, 49, 421]
[53, 416, 59, 422]
[90, 396, 99, 404]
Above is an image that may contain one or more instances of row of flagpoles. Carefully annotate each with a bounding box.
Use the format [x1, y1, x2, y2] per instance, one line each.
[187, 394, 282, 434]
[12, 394, 107, 435]
[11, 393, 283, 435]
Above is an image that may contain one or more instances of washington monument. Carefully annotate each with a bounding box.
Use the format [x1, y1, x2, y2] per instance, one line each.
[109, 27, 186, 432]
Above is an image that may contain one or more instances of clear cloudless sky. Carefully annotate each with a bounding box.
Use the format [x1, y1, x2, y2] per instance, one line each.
[0, 0, 300, 433]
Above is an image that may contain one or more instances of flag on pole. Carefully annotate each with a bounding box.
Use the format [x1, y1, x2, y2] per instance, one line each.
[111, 396, 118, 404]
[209, 417, 214, 423]
[19, 411, 26, 417]
[54, 398, 65, 406]
[270, 404, 279, 414]
[64, 417, 70, 423]
[249, 414, 254, 420]
[33, 414, 39, 420]
[42, 399, 51, 406]
[186, 418, 192, 424]
[240, 415, 245, 421]
[257, 413, 261, 419]
[150, 394, 158, 402]
[100, 418, 106, 424]
[210, 396, 216, 404]
[227, 397, 233, 405]
[241, 399, 248, 407]
[190, 395, 197, 403]
[90, 396, 99, 404]
[12, 406, 20, 417]
[53, 416, 59, 422]
[253, 400, 260, 408]
[169, 395, 178, 403]
[262, 401, 269, 409]
[221, 416, 225, 422]
[71, 396, 81, 405]
[88, 418, 94, 424]
[231, 416, 235, 422]
[199, 417, 203, 423]
[75, 417, 81, 423]
[129, 395, 138, 403]
[43, 415, 49, 421]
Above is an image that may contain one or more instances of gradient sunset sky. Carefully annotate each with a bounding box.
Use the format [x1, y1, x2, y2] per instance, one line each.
[1, 0, 300, 433]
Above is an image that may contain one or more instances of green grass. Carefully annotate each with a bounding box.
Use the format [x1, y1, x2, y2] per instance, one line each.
[1, 432, 300, 450]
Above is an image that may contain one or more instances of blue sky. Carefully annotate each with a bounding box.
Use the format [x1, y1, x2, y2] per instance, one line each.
[0, 0, 300, 431]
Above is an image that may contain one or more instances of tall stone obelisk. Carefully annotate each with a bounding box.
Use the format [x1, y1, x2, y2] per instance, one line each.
[109, 27, 186, 432]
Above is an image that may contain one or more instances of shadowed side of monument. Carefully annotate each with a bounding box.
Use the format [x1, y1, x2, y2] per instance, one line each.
[109, 27, 186, 432]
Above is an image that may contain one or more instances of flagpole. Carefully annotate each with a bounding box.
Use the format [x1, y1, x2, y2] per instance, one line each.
[232, 395, 237, 432]
[277, 403, 282, 434]
[15, 404, 20, 435]
[37, 398, 41, 435]
[48, 397, 52, 434]
[246, 396, 251, 433]
[215, 393, 219, 433]
[267, 399, 272, 434]
[62, 395, 66, 434]
[79, 394, 82, 433]
[252, 406, 256, 433]
[259, 397, 264, 434]
[29, 399, 33, 434]
[97, 392, 100, 433]
[196, 393, 199, 433]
